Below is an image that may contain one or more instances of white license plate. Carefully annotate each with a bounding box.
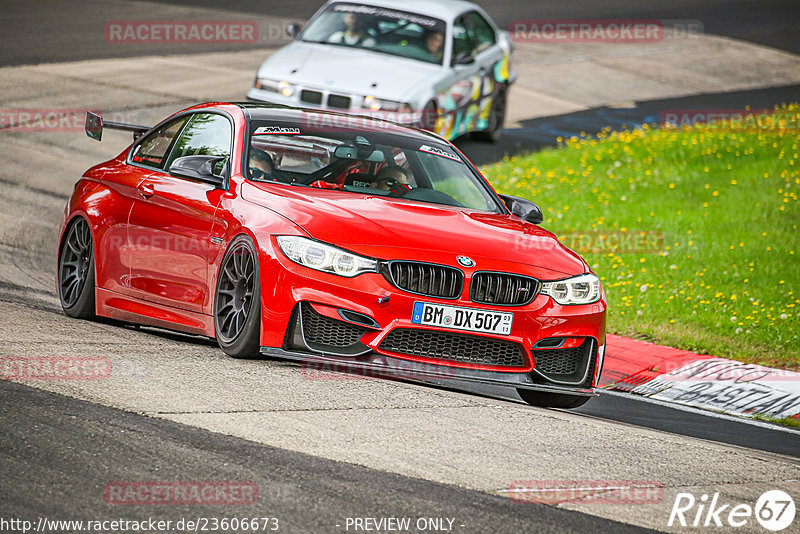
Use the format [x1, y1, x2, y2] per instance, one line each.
[411, 302, 513, 336]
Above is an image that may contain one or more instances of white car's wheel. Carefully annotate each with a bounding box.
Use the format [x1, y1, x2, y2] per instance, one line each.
[475, 85, 507, 143]
[419, 100, 438, 132]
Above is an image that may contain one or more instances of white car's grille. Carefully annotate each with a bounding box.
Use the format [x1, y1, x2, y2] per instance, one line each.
[327, 94, 351, 109]
[300, 90, 323, 105]
[298, 89, 351, 109]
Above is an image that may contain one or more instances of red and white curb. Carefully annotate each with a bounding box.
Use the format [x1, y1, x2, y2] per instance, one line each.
[600, 335, 800, 420]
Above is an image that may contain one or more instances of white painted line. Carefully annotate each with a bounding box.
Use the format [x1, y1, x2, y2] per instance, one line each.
[500, 485, 647, 494]
[598, 389, 800, 436]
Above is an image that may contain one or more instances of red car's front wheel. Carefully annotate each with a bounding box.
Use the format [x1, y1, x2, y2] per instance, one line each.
[214, 235, 262, 359]
[58, 217, 95, 319]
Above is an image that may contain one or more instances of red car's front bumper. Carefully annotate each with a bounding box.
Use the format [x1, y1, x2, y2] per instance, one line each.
[258, 246, 606, 396]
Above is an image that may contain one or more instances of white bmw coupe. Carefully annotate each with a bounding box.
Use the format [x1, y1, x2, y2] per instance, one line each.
[247, 0, 515, 142]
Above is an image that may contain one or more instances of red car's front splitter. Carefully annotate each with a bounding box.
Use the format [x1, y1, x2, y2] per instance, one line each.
[259, 347, 597, 396]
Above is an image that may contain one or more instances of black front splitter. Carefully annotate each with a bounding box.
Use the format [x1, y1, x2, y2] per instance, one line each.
[260, 347, 595, 397]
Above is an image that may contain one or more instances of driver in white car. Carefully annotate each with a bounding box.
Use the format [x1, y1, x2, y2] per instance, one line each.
[328, 13, 376, 47]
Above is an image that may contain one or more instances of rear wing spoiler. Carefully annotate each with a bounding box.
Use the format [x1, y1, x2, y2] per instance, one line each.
[85, 111, 150, 142]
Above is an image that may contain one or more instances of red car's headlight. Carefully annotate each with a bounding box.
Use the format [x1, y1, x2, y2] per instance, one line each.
[540, 274, 602, 305]
[276, 236, 378, 277]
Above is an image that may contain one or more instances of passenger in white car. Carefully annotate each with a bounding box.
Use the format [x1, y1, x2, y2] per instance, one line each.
[424, 30, 444, 61]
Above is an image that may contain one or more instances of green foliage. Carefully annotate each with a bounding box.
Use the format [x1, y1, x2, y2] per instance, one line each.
[482, 106, 800, 366]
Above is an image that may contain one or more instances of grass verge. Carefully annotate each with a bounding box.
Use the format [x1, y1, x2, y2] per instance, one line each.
[753, 414, 800, 430]
[482, 105, 799, 367]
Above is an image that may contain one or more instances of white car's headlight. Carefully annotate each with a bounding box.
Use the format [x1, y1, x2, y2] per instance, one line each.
[276, 236, 377, 277]
[541, 274, 601, 305]
[362, 95, 411, 112]
[255, 78, 295, 97]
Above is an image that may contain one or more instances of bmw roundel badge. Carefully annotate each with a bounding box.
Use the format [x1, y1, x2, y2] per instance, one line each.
[456, 256, 475, 268]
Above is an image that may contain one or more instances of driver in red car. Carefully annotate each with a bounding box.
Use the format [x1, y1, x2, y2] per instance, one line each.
[249, 149, 276, 181]
[372, 164, 412, 193]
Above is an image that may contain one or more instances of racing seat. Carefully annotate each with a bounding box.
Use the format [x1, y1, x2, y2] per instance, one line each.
[343, 171, 378, 188]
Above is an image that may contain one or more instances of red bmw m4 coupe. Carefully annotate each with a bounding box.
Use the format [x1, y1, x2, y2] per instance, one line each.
[58, 103, 606, 408]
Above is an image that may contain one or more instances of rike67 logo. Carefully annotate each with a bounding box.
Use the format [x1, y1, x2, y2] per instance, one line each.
[669, 490, 795, 531]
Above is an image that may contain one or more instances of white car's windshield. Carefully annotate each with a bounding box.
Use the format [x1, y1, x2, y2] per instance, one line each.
[246, 121, 501, 212]
[300, 3, 447, 65]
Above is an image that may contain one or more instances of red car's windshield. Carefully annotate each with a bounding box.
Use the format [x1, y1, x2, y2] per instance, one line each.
[245, 122, 501, 212]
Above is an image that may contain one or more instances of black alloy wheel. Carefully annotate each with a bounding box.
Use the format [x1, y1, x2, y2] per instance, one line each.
[214, 235, 261, 358]
[58, 217, 95, 318]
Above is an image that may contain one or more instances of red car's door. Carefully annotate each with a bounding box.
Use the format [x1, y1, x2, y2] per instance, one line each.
[128, 112, 232, 314]
[95, 116, 190, 294]
[93, 163, 152, 295]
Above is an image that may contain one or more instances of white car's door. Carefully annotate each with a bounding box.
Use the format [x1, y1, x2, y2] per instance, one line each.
[434, 10, 505, 139]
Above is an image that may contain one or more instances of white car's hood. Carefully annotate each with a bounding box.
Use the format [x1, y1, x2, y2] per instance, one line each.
[257, 42, 442, 101]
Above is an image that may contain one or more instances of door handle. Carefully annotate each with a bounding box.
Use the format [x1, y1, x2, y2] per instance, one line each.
[138, 184, 155, 199]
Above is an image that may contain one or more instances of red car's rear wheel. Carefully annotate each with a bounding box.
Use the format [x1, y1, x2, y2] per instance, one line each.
[214, 235, 261, 358]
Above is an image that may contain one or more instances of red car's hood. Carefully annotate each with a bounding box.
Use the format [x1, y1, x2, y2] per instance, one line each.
[242, 183, 587, 279]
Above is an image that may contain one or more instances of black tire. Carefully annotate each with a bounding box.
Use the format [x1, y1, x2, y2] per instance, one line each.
[517, 388, 591, 409]
[58, 217, 96, 319]
[214, 235, 262, 359]
[475, 85, 507, 143]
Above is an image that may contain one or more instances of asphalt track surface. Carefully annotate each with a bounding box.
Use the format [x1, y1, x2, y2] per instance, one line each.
[2, 0, 799, 67]
[2, 1, 800, 532]
[445, 381, 800, 459]
[146, 0, 800, 55]
[4, 0, 799, 167]
[1, 379, 656, 534]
